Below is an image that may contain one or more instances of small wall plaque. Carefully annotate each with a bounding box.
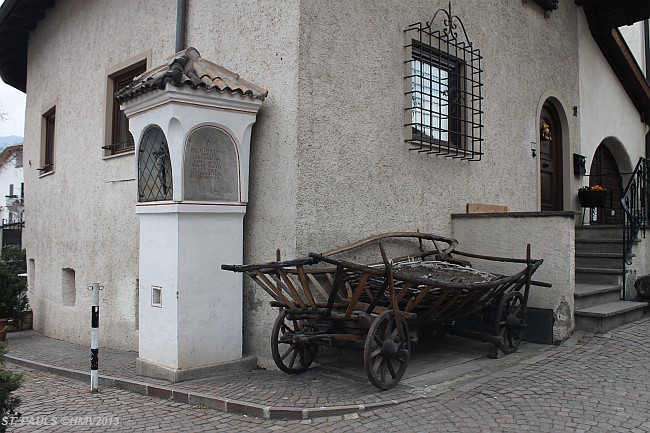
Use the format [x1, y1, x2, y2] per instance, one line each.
[184, 126, 239, 201]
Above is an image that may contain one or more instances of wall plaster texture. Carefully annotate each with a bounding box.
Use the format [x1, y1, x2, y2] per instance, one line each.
[293, 0, 580, 259]
[452, 213, 576, 342]
[23, 0, 301, 358]
[19, 0, 650, 368]
[23, 0, 177, 350]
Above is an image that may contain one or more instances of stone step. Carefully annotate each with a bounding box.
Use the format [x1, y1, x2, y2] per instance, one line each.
[575, 267, 623, 285]
[575, 239, 625, 254]
[575, 252, 624, 269]
[575, 225, 624, 241]
[574, 283, 622, 310]
[574, 301, 648, 333]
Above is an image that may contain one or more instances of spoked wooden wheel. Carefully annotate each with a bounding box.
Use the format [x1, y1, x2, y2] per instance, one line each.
[271, 309, 318, 374]
[364, 310, 411, 390]
[494, 291, 527, 356]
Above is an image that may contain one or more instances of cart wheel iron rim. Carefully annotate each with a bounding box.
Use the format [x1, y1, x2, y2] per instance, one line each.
[494, 291, 527, 355]
[364, 310, 411, 390]
[271, 309, 319, 374]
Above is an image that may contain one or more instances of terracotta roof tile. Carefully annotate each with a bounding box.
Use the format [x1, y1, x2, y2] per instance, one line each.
[0, 144, 22, 166]
[116, 47, 268, 103]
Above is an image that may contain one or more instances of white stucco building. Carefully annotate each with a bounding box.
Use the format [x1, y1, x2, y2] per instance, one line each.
[0, 144, 24, 226]
[0, 0, 649, 376]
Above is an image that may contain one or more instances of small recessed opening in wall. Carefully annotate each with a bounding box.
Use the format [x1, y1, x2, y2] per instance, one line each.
[62, 268, 76, 306]
[28, 259, 35, 292]
[151, 286, 162, 308]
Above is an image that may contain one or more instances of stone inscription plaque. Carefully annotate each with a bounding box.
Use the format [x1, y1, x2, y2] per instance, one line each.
[184, 126, 238, 201]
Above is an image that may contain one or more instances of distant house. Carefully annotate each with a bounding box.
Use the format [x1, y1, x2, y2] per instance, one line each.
[0, 0, 649, 375]
[0, 144, 24, 247]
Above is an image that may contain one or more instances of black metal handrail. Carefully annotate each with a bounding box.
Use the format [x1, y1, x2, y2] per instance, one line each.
[621, 157, 649, 271]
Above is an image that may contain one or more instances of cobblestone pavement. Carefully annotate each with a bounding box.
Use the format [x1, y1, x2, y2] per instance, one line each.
[6, 316, 650, 432]
[6, 331, 414, 410]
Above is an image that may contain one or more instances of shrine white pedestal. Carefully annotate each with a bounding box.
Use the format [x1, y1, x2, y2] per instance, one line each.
[134, 203, 249, 381]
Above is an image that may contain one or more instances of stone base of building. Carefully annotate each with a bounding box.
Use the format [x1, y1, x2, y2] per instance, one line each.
[135, 356, 258, 383]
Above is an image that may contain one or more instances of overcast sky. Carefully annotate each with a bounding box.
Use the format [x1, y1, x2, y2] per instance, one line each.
[0, 79, 26, 137]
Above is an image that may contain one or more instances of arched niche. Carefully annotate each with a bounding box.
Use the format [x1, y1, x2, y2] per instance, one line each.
[598, 136, 633, 174]
[138, 126, 173, 202]
[184, 126, 239, 202]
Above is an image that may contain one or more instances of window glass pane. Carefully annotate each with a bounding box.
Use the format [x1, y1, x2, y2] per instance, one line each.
[110, 63, 146, 154]
[44, 110, 55, 173]
[411, 59, 448, 142]
[138, 126, 173, 202]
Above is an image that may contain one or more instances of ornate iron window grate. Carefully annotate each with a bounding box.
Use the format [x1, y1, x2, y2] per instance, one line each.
[404, 3, 483, 161]
[138, 126, 173, 202]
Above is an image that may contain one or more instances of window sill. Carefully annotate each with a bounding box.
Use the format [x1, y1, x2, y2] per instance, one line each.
[38, 169, 55, 179]
[405, 139, 483, 160]
[103, 149, 135, 160]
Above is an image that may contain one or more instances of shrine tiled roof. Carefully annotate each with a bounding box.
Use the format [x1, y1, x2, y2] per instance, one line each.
[116, 47, 268, 103]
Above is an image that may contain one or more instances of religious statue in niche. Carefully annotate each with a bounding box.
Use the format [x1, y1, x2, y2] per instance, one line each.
[138, 126, 173, 202]
[184, 126, 238, 202]
[153, 144, 169, 197]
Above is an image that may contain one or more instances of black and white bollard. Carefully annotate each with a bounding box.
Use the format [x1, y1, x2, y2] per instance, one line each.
[89, 283, 101, 392]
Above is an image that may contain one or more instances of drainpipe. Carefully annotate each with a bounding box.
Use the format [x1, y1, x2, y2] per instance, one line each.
[176, 0, 187, 52]
[645, 20, 649, 83]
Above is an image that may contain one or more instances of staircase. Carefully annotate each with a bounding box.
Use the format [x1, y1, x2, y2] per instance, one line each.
[574, 225, 648, 333]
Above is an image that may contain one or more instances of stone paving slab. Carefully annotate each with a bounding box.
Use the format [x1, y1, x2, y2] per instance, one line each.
[5, 331, 420, 420]
[5, 315, 650, 431]
[0, 326, 580, 421]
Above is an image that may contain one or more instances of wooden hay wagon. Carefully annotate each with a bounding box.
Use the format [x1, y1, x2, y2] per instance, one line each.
[222, 232, 544, 390]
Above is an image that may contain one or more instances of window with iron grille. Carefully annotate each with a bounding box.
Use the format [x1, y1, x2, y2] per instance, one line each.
[138, 126, 173, 202]
[104, 61, 147, 156]
[405, 4, 483, 161]
[39, 107, 56, 174]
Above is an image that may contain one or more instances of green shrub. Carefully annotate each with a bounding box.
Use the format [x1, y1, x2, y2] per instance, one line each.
[0, 247, 28, 325]
[0, 342, 21, 432]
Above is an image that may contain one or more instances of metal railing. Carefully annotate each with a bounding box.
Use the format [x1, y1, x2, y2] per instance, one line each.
[621, 157, 649, 268]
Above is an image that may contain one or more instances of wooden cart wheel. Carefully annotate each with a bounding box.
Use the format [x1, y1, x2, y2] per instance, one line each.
[494, 291, 527, 355]
[271, 309, 318, 374]
[364, 310, 411, 390]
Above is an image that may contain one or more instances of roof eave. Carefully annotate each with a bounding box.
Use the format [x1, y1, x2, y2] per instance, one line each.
[0, 0, 55, 92]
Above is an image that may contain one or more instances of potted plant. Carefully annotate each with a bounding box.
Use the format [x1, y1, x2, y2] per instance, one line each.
[578, 184, 608, 208]
[0, 246, 28, 341]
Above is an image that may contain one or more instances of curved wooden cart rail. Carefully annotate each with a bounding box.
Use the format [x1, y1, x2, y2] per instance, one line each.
[323, 231, 458, 258]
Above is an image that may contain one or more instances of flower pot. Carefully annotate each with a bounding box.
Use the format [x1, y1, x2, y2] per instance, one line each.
[578, 190, 607, 208]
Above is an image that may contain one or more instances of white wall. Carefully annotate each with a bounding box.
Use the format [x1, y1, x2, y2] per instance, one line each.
[0, 150, 24, 224]
[578, 13, 648, 175]
[619, 22, 645, 75]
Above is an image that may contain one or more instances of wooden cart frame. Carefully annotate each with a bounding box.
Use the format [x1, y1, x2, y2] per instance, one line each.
[223, 232, 544, 390]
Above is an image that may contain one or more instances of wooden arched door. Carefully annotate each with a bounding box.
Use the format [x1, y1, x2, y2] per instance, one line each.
[540, 102, 563, 211]
[589, 145, 623, 224]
